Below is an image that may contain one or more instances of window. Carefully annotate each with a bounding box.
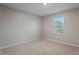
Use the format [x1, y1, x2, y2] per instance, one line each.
[53, 16, 64, 34]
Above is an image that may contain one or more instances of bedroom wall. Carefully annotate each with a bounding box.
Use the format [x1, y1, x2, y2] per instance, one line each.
[42, 8, 79, 45]
[0, 5, 42, 48]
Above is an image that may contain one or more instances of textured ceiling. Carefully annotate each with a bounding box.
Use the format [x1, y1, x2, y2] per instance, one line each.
[1, 3, 79, 16]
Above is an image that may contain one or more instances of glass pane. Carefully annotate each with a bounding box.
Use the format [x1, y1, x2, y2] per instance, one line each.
[53, 16, 64, 34]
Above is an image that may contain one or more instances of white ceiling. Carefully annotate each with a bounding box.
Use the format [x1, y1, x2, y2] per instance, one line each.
[1, 3, 79, 16]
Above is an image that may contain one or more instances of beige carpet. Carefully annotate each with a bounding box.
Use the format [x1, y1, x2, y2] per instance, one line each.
[0, 39, 79, 55]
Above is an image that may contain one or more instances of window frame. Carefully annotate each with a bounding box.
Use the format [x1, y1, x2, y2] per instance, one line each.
[52, 15, 64, 35]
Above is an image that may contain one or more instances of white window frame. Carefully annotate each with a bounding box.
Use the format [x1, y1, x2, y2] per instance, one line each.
[52, 16, 64, 35]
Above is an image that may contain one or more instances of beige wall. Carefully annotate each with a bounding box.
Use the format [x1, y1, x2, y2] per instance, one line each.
[43, 8, 79, 45]
[0, 5, 42, 47]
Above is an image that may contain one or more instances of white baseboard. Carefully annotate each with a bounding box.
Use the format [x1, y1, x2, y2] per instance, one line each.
[0, 37, 40, 50]
[45, 37, 79, 48]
